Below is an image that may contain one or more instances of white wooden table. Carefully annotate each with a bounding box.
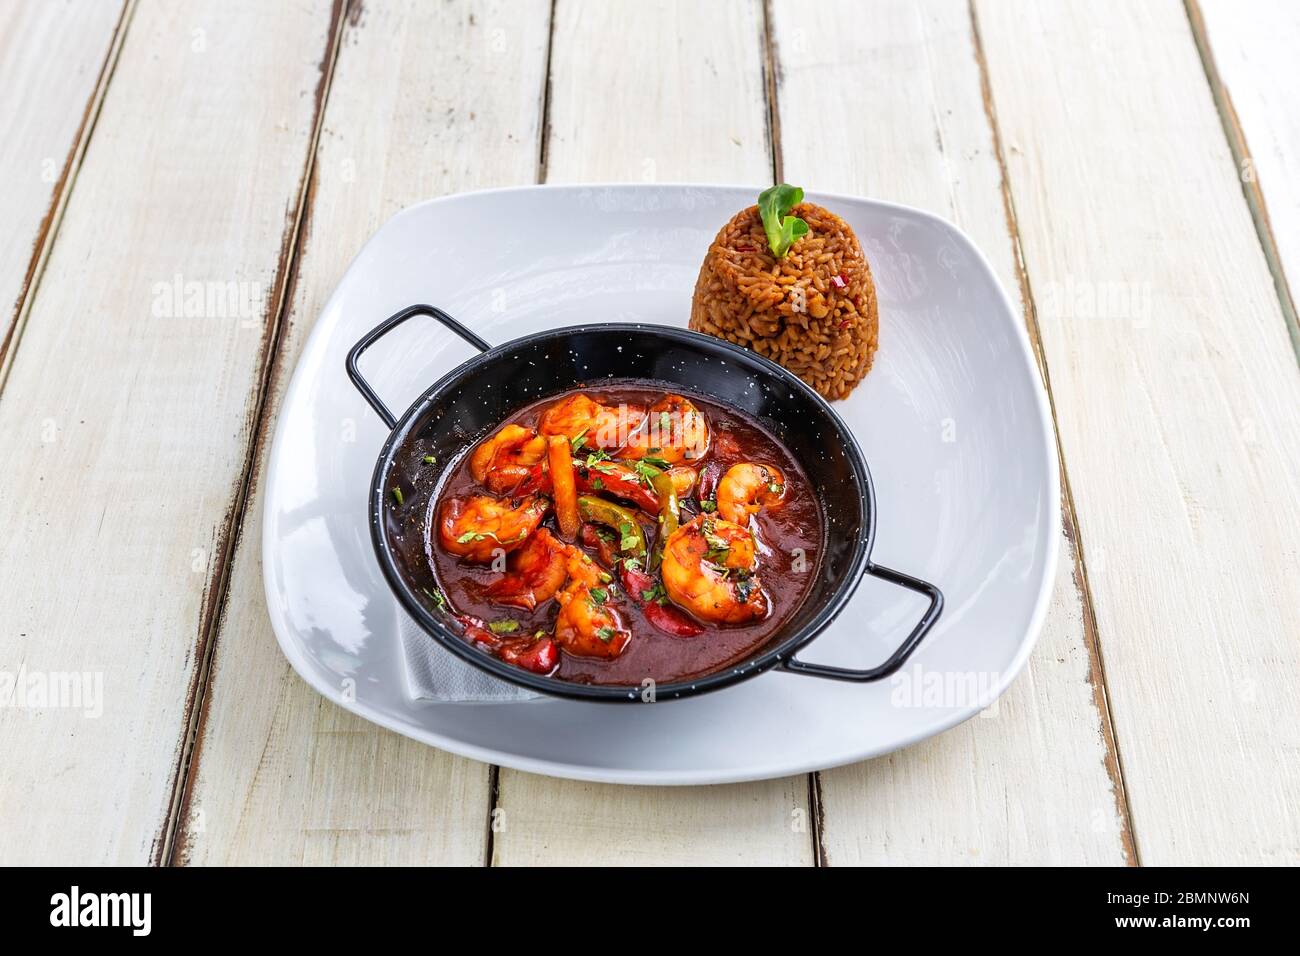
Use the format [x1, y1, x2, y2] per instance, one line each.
[1, 0, 1296, 867]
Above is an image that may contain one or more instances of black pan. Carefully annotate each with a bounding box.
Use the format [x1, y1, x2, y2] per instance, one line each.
[347, 304, 942, 702]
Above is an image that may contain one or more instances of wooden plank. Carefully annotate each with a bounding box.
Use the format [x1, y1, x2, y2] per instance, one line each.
[491, 0, 815, 867]
[0, 0, 340, 866]
[174, 0, 553, 866]
[1191, 0, 1300, 356]
[770, 0, 1130, 865]
[0, 0, 125, 375]
[976, 0, 1300, 865]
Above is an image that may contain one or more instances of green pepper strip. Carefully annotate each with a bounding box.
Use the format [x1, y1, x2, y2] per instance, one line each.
[577, 495, 647, 558]
[648, 471, 679, 570]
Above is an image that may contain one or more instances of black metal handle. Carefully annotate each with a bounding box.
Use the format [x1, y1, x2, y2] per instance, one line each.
[346, 304, 491, 428]
[780, 563, 943, 682]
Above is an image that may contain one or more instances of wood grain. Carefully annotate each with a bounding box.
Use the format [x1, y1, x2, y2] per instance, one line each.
[976, 0, 1300, 864]
[1191, 0, 1300, 356]
[491, 0, 815, 866]
[0, 0, 339, 866]
[0, 0, 125, 377]
[174, 0, 552, 866]
[771, 0, 1130, 864]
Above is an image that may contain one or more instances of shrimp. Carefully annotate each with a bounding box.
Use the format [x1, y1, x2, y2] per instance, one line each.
[538, 393, 643, 450]
[485, 528, 570, 609]
[716, 463, 786, 526]
[555, 580, 630, 658]
[469, 424, 548, 494]
[660, 514, 769, 624]
[437, 494, 547, 563]
[619, 394, 709, 464]
[665, 465, 698, 498]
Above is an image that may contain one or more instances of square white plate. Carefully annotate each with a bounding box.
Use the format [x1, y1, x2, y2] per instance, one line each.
[264, 184, 1059, 784]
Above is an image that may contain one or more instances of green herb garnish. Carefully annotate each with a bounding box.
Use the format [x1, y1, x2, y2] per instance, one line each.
[488, 619, 520, 635]
[699, 498, 717, 513]
[597, 626, 616, 643]
[589, 587, 608, 605]
[422, 587, 447, 609]
[391, 486, 404, 505]
[569, 429, 589, 452]
[643, 455, 671, 470]
[422, 454, 437, 465]
[757, 183, 808, 259]
[633, 460, 661, 487]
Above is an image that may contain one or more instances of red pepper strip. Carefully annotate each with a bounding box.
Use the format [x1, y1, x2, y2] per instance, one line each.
[644, 601, 704, 638]
[498, 635, 559, 675]
[620, 564, 655, 599]
[574, 462, 658, 513]
[697, 461, 722, 501]
[580, 523, 620, 568]
[618, 565, 704, 638]
[455, 614, 498, 647]
[457, 613, 559, 675]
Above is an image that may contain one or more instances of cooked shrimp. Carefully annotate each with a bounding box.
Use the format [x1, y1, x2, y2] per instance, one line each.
[555, 581, 630, 658]
[437, 495, 547, 563]
[619, 394, 709, 464]
[660, 514, 769, 624]
[716, 463, 786, 525]
[665, 465, 698, 498]
[485, 528, 569, 609]
[538, 393, 643, 450]
[469, 424, 548, 494]
[486, 525, 608, 611]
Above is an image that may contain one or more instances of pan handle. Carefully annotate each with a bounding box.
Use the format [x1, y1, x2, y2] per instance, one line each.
[779, 563, 943, 682]
[345, 304, 491, 428]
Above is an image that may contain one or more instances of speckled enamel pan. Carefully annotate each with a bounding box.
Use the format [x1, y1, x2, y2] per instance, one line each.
[347, 304, 942, 702]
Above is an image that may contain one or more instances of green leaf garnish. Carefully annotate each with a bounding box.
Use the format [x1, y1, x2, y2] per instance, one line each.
[643, 455, 671, 470]
[757, 183, 809, 259]
[421, 587, 447, 609]
[391, 486, 404, 505]
[570, 429, 589, 452]
[422, 454, 437, 465]
[488, 619, 520, 634]
[699, 498, 717, 513]
[633, 460, 661, 487]
[597, 626, 616, 643]
[589, 587, 608, 605]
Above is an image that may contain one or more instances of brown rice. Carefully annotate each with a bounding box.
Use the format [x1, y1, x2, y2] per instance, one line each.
[688, 202, 878, 400]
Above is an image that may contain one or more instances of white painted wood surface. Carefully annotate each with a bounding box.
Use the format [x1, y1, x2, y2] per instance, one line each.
[771, 0, 1128, 865]
[175, 0, 552, 866]
[1, 0, 1296, 866]
[0, 0, 339, 865]
[491, 0, 815, 867]
[976, 0, 1300, 865]
[0, 0, 124, 375]
[1193, 0, 1300, 354]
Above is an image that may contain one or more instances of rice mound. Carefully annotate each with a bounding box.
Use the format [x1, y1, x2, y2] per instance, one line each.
[688, 202, 878, 400]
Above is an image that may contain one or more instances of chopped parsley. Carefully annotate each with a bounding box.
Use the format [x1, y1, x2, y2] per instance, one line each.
[488, 619, 520, 635]
[699, 498, 717, 513]
[596, 626, 617, 643]
[589, 587, 608, 605]
[569, 429, 589, 452]
[422, 454, 437, 465]
[390, 486, 404, 505]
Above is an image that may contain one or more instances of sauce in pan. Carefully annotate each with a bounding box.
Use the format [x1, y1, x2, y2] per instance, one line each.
[426, 383, 822, 685]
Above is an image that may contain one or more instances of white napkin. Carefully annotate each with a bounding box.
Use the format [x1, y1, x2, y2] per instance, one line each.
[398, 610, 543, 703]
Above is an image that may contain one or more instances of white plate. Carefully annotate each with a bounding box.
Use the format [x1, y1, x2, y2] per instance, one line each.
[263, 184, 1059, 784]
